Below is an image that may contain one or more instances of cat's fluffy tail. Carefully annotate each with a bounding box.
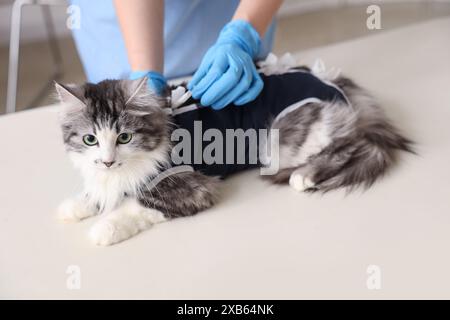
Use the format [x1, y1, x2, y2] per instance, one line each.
[307, 77, 414, 192]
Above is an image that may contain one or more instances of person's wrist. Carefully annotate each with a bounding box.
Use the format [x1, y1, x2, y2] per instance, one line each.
[129, 70, 166, 95]
[216, 20, 261, 59]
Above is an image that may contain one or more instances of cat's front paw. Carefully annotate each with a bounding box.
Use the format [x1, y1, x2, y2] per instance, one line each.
[57, 197, 96, 223]
[289, 172, 315, 192]
[89, 219, 116, 246]
[89, 199, 164, 246]
[89, 218, 133, 246]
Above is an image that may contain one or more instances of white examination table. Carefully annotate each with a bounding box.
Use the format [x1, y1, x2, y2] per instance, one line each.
[1, 18, 449, 299]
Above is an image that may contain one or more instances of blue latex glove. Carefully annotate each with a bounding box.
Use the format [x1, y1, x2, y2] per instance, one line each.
[129, 70, 167, 96]
[187, 20, 264, 110]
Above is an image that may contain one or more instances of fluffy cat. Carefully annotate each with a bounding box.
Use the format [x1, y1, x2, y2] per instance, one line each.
[56, 65, 412, 246]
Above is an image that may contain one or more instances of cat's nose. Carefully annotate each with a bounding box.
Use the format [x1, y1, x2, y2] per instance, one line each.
[102, 161, 115, 168]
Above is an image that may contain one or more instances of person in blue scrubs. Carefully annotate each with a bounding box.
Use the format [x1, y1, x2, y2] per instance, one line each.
[70, 0, 282, 109]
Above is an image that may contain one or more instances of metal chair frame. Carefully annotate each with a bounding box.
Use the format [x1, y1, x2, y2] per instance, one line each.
[5, 0, 66, 114]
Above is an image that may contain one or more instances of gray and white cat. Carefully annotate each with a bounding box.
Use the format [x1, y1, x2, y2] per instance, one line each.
[55, 69, 412, 246]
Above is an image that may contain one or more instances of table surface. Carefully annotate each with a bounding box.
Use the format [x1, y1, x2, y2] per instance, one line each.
[1, 18, 450, 299]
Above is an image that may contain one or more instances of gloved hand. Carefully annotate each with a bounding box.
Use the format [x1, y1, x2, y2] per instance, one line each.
[129, 70, 167, 96]
[188, 20, 264, 110]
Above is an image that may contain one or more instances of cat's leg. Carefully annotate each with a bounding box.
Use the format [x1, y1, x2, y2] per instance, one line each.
[57, 193, 99, 223]
[89, 198, 166, 246]
[262, 102, 325, 190]
[138, 170, 220, 219]
[266, 101, 354, 192]
[288, 138, 361, 192]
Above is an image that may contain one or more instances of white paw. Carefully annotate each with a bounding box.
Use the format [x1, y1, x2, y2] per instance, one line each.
[289, 173, 315, 192]
[89, 219, 116, 246]
[89, 218, 133, 246]
[88, 199, 165, 246]
[57, 198, 88, 223]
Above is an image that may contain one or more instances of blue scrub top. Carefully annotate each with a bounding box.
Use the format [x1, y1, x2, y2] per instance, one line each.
[69, 0, 276, 83]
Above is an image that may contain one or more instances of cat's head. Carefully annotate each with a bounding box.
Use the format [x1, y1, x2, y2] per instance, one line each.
[55, 78, 170, 176]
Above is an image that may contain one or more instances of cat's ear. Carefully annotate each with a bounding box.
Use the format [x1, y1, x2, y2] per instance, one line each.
[121, 77, 166, 111]
[123, 77, 148, 106]
[54, 82, 85, 114]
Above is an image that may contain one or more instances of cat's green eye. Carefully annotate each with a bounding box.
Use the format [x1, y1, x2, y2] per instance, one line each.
[83, 134, 98, 146]
[117, 133, 132, 144]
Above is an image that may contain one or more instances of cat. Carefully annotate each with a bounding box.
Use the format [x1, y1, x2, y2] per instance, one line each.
[55, 65, 412, 246]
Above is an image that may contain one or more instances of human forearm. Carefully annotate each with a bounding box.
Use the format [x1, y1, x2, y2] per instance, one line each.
[114, 0, 164, 73]
[232, 0, 283, 36]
